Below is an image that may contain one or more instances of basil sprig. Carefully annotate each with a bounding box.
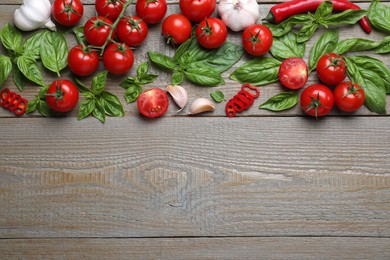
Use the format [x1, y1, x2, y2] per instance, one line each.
[368, 0, 390, 34]
[270, 31, 306, 61]
[26, 85, 52, 117]
[40, 31, 68, 77]
[259, 92, 299, 112]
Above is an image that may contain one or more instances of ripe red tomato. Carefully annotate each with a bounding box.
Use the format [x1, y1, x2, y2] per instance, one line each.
[242, 24, 273, 56]
[46, 79, 79, 113]
[300, 84, 334, 117]
[137, 88, 169, 118]
[136, 0, 167, 24]
[68, 45, 99, 77]
[84, 16, 115, 47]
[195, 18, 227, 49]
[278, 57, 308, 90]
[117, 16, 148, 47]
[161, 14, 192, 45]
[52, 0, 84, 27]
[95, 0, 125, 22]
[179, 0, 216, 22]
[333, 81, 365, 112]
[316, 53, 347, 86]
[103, 43, 134, 75]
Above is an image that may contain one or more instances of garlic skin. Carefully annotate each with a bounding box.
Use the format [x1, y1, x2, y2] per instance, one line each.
[14, 0, 56, 31]
[217, 0, 259, 32]
[166, 85, 188, 110]
[189, 98, 216, 115]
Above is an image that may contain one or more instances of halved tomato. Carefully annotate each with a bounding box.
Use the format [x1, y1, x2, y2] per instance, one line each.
[137, 88, 169, 118]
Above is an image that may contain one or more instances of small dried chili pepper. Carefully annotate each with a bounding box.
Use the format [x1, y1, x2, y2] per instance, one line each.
[0, 88, 28, 116]
[263, 0, 371, 34]
[226, 83, 260, 117]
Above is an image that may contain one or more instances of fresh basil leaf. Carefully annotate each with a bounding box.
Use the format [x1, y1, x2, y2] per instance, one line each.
[139, 74, 158, 84]
[23, 31, 45, 60]
[334, 38, 379, 54]
[201, 42, 244, 73]
[297, 23, 319, 43]
[100, 91, 125, 117]
[375, 36, 390, 54]
[368, 0, 390, 34]
[148, 51, 177, 70]
[308, 29, 339, 71]
[78, 98, 96, 120]
[73, 26, 87, 46]
[91, 70, 108, 95]
[137, 61, 149, 77]
[315, 1, 333, 20]
[13, 66, 27, 92]
[124, 84, 142, 103]
[184, 66, 223, 86]
[40, 31, 68, 77]
[270, 32, 306, 60]
[210, 90, 225, 103]
[325, 10, 367, 26]
[259, 91, 299, 112]
[92, 99, 106, 123]
[173, 36, 193, 63]
[37, 100, 52, 117]
[16, 55, 44, 86]
[172, 71, 185, 86]
[0, 23, 22, 51]
[0, 55, 12, 85]
[26, 99, 38, 114]
[230, 57, 281, 86]
[73, 77, 91, 94]
[264, 14, 311, 37]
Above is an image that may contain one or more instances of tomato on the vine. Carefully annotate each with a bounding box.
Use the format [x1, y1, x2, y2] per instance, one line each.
[46, 79, 79, 113]
[137, 88, 169, 118]
[103, 43, 134, 75]
[300, 84, 334, 117]
[161, 14, 192, 45]
[179, 0, 216, 22]
[242, 24, 273, 56]
[68, 45, 99, 76]
[195, 18, 227, 49]
[278, 57, 308, 90]
[316, 53, 347, 86]
[117, 16, 148, 47]
[84, 16, 115, 47]
[136, 0, 167, 24]
[333, 81, 365, 112]
[95, 0, 125, 22]
[52, 0, 84, 27]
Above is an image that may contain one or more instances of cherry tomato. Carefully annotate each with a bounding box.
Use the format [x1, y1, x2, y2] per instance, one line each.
[195, 18, 227, 49]
[179, 0, 216, 22]
[84, 16, 115, 47]
[161, 14, 192, 45]
[46, 79, 79, 113]
[278, 57, 308, 90]
[103, 43, 134, 75]
[300, 84, 334, 117]
[136, 0, 167, 24]
[316, 53, 347, 86]
[52, 0, 84, 27]
[242, 24, 273, 56]
[68, 45, 99, 76]
[333, 81, 365, 112]
[117, 16, 148, 47]
[137, 88, 169, 118]
[95, 0, 125, 22]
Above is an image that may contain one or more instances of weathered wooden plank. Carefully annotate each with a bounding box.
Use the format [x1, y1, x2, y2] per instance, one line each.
[1, 117, 389, 238]
[1, 237, 390, 259]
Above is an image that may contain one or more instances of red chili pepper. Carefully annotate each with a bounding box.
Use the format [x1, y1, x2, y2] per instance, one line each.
[0, 88, 28, 116]
[263, 0, 371, 34]
[226, 83, 260, 118]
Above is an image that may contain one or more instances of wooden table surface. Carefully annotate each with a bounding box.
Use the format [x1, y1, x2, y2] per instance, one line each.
[1, 0, 390, 258]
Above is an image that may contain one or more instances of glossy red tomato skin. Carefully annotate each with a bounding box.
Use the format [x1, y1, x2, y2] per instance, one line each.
[179, 0, 216, 22]
[278, 57, 308, 90]
[52, 0, 84, 27]
[46, 79, 79, 113]
[137, 88, 169, 118]
[95, 0, 124, 22]
[333, 82, 365, 112]
[316, 53, 347, 86]
[84, 16, 115, 47]
[300, 84, 334, 117]
[136, 0, 167, 24]
[242, 24, 273, 56]
[117, 16, 148, 47]
[196, 18, 227, 49]
[68, 45, 99, 77]
[161, 14, 192, 45]
[102, 43, 134, 75]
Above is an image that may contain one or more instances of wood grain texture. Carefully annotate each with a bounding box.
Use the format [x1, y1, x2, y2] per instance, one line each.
[1, 237, 390, 259]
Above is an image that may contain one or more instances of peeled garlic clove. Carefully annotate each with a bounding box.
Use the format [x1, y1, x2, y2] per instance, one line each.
[189, 98, 216, 115]
[166, 85, 188, 110]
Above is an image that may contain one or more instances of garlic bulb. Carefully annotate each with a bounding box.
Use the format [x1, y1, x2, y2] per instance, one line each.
[217, 0, 259, 32]
[14, 0, 56, 31]
[166, 85, 188, 110]
[189, 98, 216, 115]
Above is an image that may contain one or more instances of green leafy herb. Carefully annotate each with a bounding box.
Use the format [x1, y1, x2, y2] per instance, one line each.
[334, 38, 380, 54]
[184, 65, 223, 86]
[16, 55, 44, 86]
[0, 23, 22, 52]
[23, 31, 46, 60]
[265, 15, 311, 37]
[40, 31, 68, 77]
[270, 31, 306, 60]
[0, 55, 12, 85]
[210, 90, 225, 103]
[368, 0, 390, 34]
[26, 85, 52, 117]
[259, 92, 299, 112]
[375, 36, 390, 54]
[73, 26, 87, 46]
[308, 29, 339, 71]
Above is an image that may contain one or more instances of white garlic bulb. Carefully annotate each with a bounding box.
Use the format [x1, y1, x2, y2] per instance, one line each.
[14, 0, 56, 31]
